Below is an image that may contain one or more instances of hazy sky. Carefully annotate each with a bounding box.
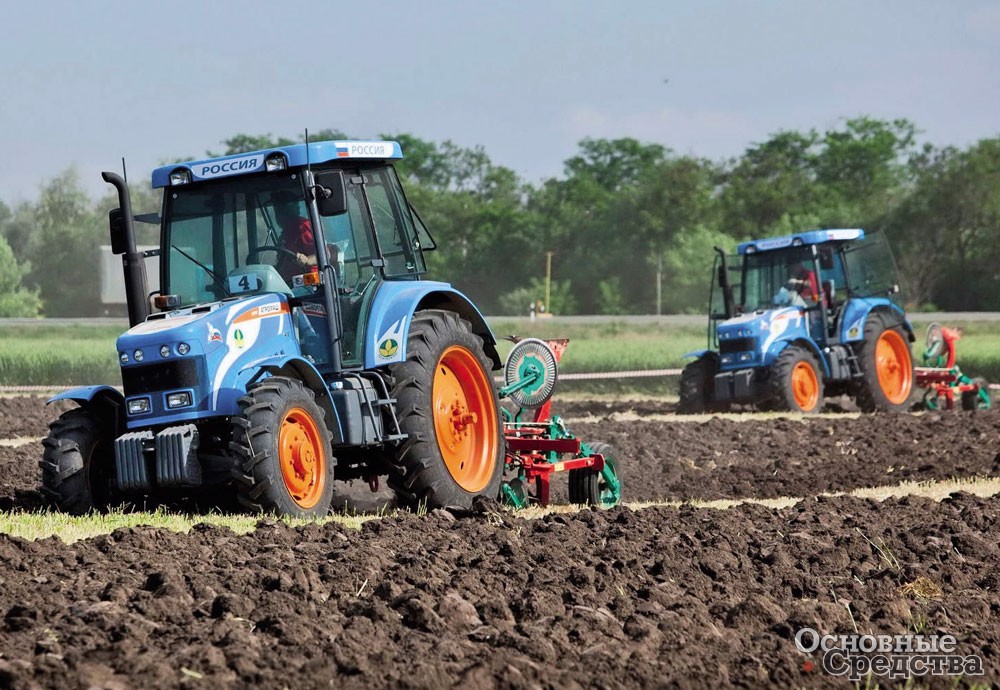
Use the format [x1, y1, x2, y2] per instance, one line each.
[1, 1, 998, 202]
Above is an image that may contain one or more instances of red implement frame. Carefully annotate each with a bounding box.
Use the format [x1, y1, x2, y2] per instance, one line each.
[502, 338, 604, 507]
[914, 326, 981, 410]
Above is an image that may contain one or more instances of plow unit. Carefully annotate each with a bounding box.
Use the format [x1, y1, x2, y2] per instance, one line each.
[498, 338, 621, 509]
[916, 324, 991, 411]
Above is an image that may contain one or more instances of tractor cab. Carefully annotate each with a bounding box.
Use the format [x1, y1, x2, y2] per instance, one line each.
[151, 142, 434, 372]
[683, 229, 914, 414]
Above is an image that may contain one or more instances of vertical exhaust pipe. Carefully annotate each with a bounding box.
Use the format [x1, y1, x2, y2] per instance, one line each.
[102, 172, 150, 327]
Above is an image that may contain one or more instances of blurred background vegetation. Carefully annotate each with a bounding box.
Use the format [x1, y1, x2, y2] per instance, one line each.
[1, 117, 998, 318]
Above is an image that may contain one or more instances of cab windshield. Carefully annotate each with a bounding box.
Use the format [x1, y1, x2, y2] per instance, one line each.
[740, 246, 819, 312]
[161, 166, 426, 308]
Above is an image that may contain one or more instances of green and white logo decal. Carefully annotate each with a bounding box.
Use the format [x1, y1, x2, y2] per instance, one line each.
[375, 318, 406, 362]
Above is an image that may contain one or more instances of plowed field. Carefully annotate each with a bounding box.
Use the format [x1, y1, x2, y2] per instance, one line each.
[0, 396, 997, 688]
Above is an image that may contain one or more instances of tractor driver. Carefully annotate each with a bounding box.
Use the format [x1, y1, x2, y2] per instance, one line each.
[272, 193, 340, 283]
[273, 194, 318, 282]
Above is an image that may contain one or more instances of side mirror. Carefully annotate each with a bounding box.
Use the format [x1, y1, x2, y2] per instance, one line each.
[313, 170, 348, 217]
[109, 208, 127, 255]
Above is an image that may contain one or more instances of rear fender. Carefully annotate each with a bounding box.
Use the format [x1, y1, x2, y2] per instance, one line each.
[841, 300, 914, 343]
[365, 282, 500, 370]
[47, 385, 125, 433]
[250, 355, 344, 444]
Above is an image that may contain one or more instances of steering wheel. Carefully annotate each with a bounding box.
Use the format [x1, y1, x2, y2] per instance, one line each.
[247, 245, 300, 262]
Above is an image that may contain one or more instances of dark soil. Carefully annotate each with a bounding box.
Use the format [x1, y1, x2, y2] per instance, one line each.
[0, 397, 997, 688]
[0, 495, 996, 689]
[563, 408, 1000, 503]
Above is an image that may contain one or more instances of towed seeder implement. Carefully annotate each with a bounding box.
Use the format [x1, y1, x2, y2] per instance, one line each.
[916, 324, 991, 411]
[498, 338, 622, 509]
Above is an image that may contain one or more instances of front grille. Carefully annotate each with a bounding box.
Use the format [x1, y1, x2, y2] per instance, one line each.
[122, 359, 200, 396]
[720, 337, 756, 354]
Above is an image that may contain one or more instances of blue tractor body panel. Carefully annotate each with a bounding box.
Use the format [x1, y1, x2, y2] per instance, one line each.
[839, 298, 911, 343]
[737, 228, 864, 255]
[364, 281, 499, 370]
[716, 307, 830, 376]
[152, 141, 403, 188]
[115, 293, 304, 429]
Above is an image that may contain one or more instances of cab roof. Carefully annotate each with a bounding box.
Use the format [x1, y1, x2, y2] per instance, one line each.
[737, 228, 864, 255]
[151, 140, 403, 188]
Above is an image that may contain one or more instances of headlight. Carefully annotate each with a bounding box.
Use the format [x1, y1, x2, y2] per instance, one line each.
[127, 398, 150, 415]
[169, 170, 191, 185]
[739, 352, 753, 362]
[119, 352, 129, 364]
[160, 345, 170, 358]
[721, 354, 734, 365]
[166, 392, 193, 409]
[177, 342, 190, 355]
[265, 154, 287, 171]
[133, 349, 144, 362]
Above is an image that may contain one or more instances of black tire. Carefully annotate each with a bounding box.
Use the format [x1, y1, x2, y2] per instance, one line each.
[40, 408, 120, 514]
[568, 441, 621, 507]
[230, 376, 334, 517]
[388, 310, 504, 510]
[962, 378, 991, 411]
[678, 356, 717, 414]
[855, 313, 914, 413]
[770, 345, 824, 413]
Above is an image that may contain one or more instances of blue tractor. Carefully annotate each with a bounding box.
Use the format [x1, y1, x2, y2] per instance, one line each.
[41, 141, 509, 516]
[680, 229, 915, 414]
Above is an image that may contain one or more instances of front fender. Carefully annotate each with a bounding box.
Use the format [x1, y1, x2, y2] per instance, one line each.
[365, 281, 500, 370]
[47, 385, 125, 433]
[764, 338, 831, 378]
[683, 349, 712, 360]
[250, 355, 343, 444]
[48, 385, 123, 406]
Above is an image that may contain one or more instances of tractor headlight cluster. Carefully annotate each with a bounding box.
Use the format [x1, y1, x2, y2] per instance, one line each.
[119, 352, 129, 364]
[169, 170, 192, 185]
[133, 349, 144, 362]
[177, 342, 190, 355]
[721, 354, 734, 365]
[127, 398, 150, 415]
[166, 392, 193, 409]
[160, 345, 171, 358]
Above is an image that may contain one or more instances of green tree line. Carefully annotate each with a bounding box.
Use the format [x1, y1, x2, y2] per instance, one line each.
[1, 117, 998, 317]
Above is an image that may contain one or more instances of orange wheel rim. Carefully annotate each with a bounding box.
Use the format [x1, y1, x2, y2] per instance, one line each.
[278, 407, 326, 509]
[791, 360, 820, 411]
[432, 346, 499, 493]
[875, 330, 913, 405]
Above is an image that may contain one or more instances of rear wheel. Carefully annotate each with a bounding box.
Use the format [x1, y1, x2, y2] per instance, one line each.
[856, 314, 914, 412]
[389, 310, 504, 510]
[770, 346, 824, 413]
[230, 376, 334, 517]
[568, 441, 621, 507]
[678, 356, 717, 414]
[40, 408, 120, 514]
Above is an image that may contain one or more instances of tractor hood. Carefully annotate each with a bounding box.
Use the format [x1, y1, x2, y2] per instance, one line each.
[716, 307, 807, 369]
[116, 294, 300, 428]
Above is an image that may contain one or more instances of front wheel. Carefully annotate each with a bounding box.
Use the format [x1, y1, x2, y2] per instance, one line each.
[568, 441, 621, 507]
[770, 345, 824, 413]
[40, 408, 120, 514]
[230, 376, 335, 517]
[389, 310, 504, 510]
[678, 356, 717, 414]
[856, 314, 914, 413]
